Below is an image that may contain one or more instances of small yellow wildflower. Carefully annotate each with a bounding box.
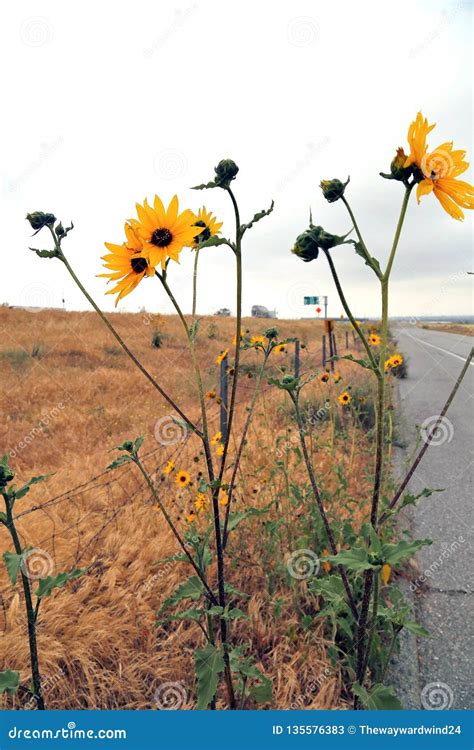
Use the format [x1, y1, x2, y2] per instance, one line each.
[381, 563, 391, 585]
[333, 371, 341, 383]
[175, 470, 191, 487]
[216, 445, 224, 457]
[368, 333, 381, 346]
[210, 431, 222, 446]
[186, 511, 196, 524]
[194, 493, 208, 512]
[216, 349, 229, 365]
[322, 549, 331, 573]
[163, 460, 175, 476]
[206, 389, 216, 400]
[218, 489, 229, 506]
[338, 391, 351, 406]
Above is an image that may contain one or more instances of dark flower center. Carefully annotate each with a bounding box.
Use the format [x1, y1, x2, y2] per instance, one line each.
[151, 227, 173, 247]
[131, 256, 148, 274]
[193, 220, 211, 244]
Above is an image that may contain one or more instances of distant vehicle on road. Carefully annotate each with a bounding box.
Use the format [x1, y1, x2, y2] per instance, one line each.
[214, 308, 231, 317]
[251, 305, 277, 319]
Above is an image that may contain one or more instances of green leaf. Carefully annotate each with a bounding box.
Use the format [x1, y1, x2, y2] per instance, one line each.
[207, 605, 224, 616]
[250, 675, 272, 704]
[403, 620, 430, 637]
[354, 242, 382, 277]
[326, 546, 376, 573]
[196, 236, 233, 250]
[224, 582, 249, 599]
[334, 353, 374, 370]
[226, 503, 272, 532]
[106, 455, 133, 471]
[381, 538, 432, 566]
[191, 180, 218, 190]
[240, 200, 275, 236]
[13, 474, 51, 501]
[157, 608, 205, 625]
[353, 682, 402, 710]
[398, 488, 444, 512]
[133, 436, 144, 453]
[3, 551, 22, 585]
[29, 247, 59, 259]
[194, 643, 225, 709]
[0, 512, 7, 524]
[157, 576, 204, 615]
[224, 607, 248, 620]
[35, 568, 87, 598]
[0, 669, 20, 694]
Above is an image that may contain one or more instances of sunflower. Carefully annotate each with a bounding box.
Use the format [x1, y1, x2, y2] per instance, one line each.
[216, 349, 229, 365]
[404, 112, 474, 221]
[333, 371, 341, 383]
[163, 459, 175, 476]
[368, 333, 381, 346]
[194, 493, 208, 512]
[210, 431, 222, 446]
[185, 511, 196, 524]
[131, 195, 204, 269]
[381, 563, 391, 585]
[250, 335, 266, 348]
[206, 389, 217, 400]
[175, 470, 191, 488]
[274, 344, 287, 354]
[215, 444, 224, 457]
[99, 223, 155, 306]
[384, 353, 404, 372]
[218, 489, 229, 507]
[191, 207, 223, 249]
[319, 371, 330, 383]
[321, 549, 331, 573]
[232, 330, 244, 346]
[338, 391, 351, 406]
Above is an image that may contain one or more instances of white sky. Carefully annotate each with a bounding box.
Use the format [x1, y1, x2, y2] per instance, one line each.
[1, 0, 473, 319]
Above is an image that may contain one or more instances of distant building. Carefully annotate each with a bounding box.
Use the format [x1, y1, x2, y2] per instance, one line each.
[214, 308, 231, 317]
[251, 305, 277, 319]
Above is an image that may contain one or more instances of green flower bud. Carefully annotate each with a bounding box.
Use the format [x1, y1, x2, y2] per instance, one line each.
[264, 327, 279, 340]
[26, 212, 56, 231]
[0, 458, 14, 489]
[214, 159, 239, 188]
[390, 148, 412, 181]
[292, 228, 320, 262]
[320, 177, 350, 203]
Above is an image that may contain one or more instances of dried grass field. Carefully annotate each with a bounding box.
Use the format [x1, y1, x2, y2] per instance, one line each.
[1, 306, 377, 709]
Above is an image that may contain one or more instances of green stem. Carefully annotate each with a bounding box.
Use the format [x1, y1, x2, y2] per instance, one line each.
[360, 573, 379, 680]
[383, 185, 414, 282]
[341, 196, 382, 280]
[292, 394, 358, 621]
[52, 235, 199, 437]
[133, 458, 218, 605]
[222, 350, 269, 548]
[156, 270, 236, 709]
[192, 248, 200, 319]
[3, 494, 45, 709]
[322, 250, 378, 370]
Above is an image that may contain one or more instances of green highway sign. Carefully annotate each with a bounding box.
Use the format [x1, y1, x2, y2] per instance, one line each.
[304, 296, 319, 305]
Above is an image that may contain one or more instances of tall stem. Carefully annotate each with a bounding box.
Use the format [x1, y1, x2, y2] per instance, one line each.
[133, 458, 218, 605]
[3, 495, 45, 709]
[293, 395, 358, 621]
[322, 250, 377, 370]
[341, 196, 382, 280]
[55, 242, 198, 436]
[222, 351, 269, 548]
[192, 248, 200, 319]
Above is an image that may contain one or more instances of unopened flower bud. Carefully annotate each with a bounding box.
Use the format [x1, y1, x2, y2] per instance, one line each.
[0, 460, 14, 489]
[26, 212, 56, 231]
[292, 228, 320, 262]
[320, 177, 350, 203]
[214, 159, 239, 187]
[390, 147, 412, 181]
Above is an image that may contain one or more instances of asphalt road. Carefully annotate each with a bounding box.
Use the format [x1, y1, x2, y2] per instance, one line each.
[391, 325, 473, 710]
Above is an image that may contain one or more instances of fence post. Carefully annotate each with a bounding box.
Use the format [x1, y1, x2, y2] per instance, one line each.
[294, 338, 300, 379]
[220, 355, 228, 441]
[345, 330, 349, 349]
[352, 330, 356, 345]
[328, 331, 335, 372]
[322, 334, 326, 367]
[332, 332, 338, 357]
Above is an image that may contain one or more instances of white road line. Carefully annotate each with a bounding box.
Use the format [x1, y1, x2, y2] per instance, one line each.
[398, 330, 474, 365]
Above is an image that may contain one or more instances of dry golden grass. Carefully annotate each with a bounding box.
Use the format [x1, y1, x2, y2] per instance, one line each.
[418, 322, 474, 337]
[0, 307, 374, 709]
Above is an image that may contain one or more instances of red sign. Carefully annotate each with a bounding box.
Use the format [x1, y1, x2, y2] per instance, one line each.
[316, 307, 321, 314]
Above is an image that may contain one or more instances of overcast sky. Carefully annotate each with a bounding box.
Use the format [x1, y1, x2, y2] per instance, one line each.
[1, 0, 472, 319]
